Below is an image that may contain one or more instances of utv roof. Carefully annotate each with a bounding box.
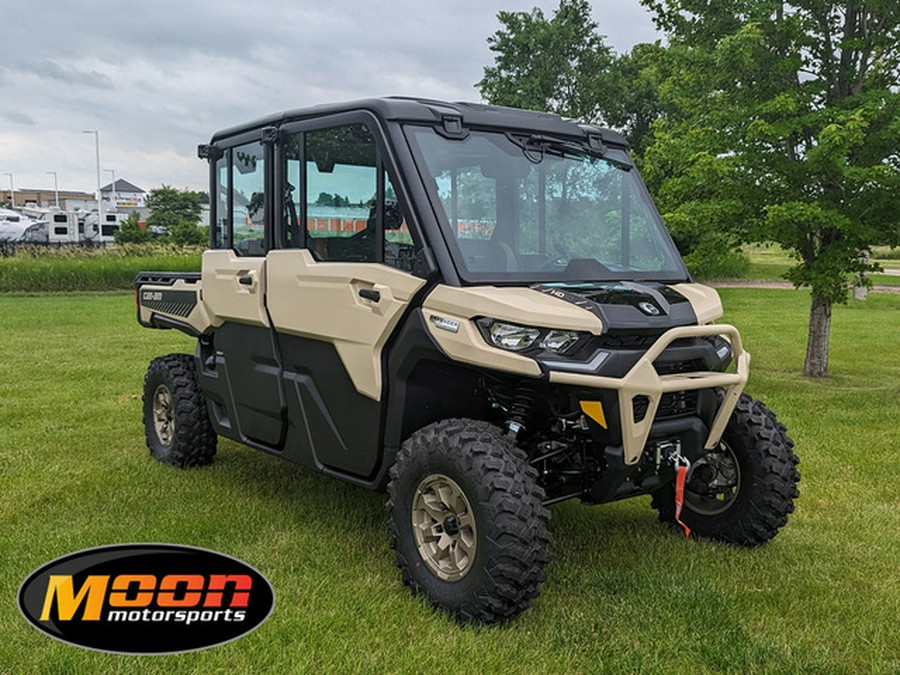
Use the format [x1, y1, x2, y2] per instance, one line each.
[210, 96, 628, 147]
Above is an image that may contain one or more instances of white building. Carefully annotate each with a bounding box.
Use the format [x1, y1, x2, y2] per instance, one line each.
[101, 179, 146, 208]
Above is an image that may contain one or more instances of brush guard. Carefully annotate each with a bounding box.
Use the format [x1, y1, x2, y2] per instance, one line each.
[548, 324, 749, 465]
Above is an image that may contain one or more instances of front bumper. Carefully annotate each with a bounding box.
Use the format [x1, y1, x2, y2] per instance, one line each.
[548, 324, 750, 465]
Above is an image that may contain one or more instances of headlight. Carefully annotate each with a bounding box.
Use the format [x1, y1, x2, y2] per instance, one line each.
[484, 321, 541, 351]
[476, 319, 585, 354]
[540, 330, 581, 353]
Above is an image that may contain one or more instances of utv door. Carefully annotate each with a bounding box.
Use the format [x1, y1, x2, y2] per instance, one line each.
[265, 117, 424, 478]
[202, 140, 286, 447]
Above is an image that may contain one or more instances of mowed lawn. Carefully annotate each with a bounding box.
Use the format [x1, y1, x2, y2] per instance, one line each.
[0, 289, 897, 673]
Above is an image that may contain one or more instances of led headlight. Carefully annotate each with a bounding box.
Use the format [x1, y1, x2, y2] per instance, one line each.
[476, 318, 588, 356]
[540, 330, 581, 354]
[483, 321, 541, 351]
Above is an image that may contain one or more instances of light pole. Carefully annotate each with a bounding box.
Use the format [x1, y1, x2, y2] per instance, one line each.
[104, 169, 116, 209]
[82, 130, 102, 237]
[2, 172, 13, 207]
[46, 171, 60, 209]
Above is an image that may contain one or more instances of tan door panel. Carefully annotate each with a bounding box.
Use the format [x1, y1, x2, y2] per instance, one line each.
[266, 249, 425, 400]
[201, 249, 269, 326]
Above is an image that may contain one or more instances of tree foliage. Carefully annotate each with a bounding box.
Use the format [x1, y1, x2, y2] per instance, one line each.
[146, 185, 202, 231]
[641, 0, 900, 375]
[478, 0, 615, 122]
[113, 212, 151, 244]
[145, 185, 206, 246]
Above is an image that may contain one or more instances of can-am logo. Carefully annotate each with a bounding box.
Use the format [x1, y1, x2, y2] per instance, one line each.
[638, 301, 661, 316]
[17, 544, 275, 654]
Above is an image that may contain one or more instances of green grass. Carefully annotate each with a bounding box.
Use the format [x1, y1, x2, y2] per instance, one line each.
[0, 244, 201, 292]
[3, 242, 897, 293]
[739, 243, 900, 286]
[1, 290, 898, 672]
[742, 261, 900, 287]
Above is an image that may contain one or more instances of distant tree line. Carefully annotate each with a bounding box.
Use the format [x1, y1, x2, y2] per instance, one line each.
[314, 192, 360, 208]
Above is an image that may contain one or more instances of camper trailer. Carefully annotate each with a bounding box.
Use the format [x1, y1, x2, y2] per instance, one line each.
[84, 211, 127, 243]
[0, 208, 48, 243]
[47, 211, 82, 244]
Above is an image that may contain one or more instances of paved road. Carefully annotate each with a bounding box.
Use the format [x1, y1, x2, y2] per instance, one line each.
[710, 280, 900, 294]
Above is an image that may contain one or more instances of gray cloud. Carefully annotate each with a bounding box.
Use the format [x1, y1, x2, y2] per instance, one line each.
[20, 60, 115, 90]
[0, 110, 37, 125]
[3, 0, 661, 194]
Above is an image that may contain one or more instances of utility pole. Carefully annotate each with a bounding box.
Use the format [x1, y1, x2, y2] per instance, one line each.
[83, 130, 102, 238]
[47, 171, 60, 209]
[105, 169, 116, 209]
[2, 172, 13, 207]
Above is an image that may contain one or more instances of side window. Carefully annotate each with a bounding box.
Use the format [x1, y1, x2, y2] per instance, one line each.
[282, 133, 303, 249]
[232, 142, 267, 256]
[384, 172, 415, 272]
[298, 123, 416, 271]
[305, 124, 377, 263]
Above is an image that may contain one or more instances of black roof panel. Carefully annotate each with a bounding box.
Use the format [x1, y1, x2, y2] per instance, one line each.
[210, 97, 628, 147]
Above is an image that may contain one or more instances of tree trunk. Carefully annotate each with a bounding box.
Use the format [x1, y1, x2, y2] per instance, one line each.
[804, 292, 832, 377]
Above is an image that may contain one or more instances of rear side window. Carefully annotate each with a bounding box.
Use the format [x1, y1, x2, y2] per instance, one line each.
[232, 142, 267, 256]
[213, 141, 267, 256]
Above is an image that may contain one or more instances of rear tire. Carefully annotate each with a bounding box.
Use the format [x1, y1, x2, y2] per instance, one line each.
[387, 419, 551, 624]
[143, 353, 217, 468]
[652, 394, 799, 546]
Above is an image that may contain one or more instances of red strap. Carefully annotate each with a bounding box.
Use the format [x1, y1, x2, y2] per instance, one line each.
[674, 464, 692, 537]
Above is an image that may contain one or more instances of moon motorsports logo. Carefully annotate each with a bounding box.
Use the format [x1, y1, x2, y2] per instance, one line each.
[17, 543, 275, 654]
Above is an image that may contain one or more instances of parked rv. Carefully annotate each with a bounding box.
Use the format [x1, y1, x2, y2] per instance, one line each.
[47, 211, 82, 244]
[0, 208, 48, 243]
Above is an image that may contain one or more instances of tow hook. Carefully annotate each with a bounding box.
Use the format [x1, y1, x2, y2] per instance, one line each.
[654, 440, 693, 537]
[654, 440, 691, 478]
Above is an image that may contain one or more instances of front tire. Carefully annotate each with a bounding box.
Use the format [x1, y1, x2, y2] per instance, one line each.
[387, 419, 551, 624]
[143, 353, 217, 468]
[652, 394, 800, 546]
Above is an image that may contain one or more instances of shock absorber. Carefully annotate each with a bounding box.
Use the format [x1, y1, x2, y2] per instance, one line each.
[505, 383, 535, 439]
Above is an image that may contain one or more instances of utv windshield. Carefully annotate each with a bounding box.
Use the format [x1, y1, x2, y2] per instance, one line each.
[405, 126, 688, 284]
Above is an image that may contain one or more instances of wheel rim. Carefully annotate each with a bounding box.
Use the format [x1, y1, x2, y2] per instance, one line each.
[684, 441, 741, 516]
[411, 474, 477, 582]
[152, 384, 174, 448]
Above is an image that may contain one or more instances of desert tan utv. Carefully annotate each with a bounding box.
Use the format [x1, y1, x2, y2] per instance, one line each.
[136, 97, 800, 624]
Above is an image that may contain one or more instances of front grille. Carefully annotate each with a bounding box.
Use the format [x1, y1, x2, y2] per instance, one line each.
[658, 390, 699, 418]
[655, 358, 704, 375]
[632, 390, 699, 422]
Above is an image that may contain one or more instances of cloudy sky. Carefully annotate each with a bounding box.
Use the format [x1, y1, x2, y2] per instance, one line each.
[1, 0, 661, 197]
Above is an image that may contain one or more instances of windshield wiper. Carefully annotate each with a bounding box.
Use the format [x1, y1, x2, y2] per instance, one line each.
[511, 134, 632, 171]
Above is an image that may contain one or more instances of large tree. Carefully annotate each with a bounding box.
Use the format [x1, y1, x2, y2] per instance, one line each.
[477, 0, 614, 122]
[478, 2, 675, 156]
[641, 0, 900, 376]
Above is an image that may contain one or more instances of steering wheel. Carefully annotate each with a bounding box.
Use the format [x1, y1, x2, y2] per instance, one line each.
[537, 240, 576, 271]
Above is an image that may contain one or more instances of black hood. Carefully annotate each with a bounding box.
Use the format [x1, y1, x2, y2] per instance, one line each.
[532, 282, 697, 334]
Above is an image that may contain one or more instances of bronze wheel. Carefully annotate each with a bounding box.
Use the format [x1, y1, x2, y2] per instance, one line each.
[152, 384, 175, 448]
[143, 354, 217, 468]
[387, 419, 551, 624]
[411, 474, 477, 581]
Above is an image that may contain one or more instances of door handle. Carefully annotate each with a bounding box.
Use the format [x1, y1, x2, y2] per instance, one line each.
[239, 275, 253, 286]
[358, 288, 381, 302]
